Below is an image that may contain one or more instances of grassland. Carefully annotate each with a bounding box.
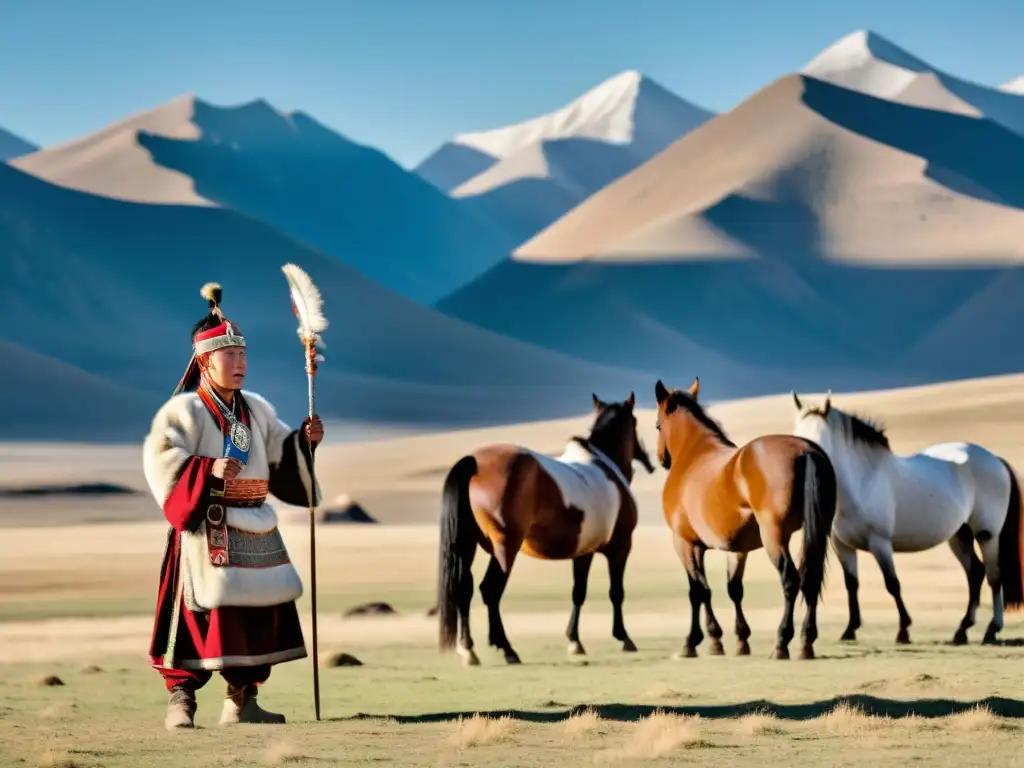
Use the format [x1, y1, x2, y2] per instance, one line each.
[2, 526, 1023, 767]
[3, 376, 1024, 766]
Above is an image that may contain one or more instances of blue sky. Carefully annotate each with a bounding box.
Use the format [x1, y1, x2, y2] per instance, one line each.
[2, 0, 1022, 168]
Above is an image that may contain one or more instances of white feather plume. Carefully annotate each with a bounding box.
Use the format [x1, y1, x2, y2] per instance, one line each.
[281, 263, 329, 340]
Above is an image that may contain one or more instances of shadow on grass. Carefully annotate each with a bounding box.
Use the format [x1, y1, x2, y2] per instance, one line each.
[336, 695, 1024, 724]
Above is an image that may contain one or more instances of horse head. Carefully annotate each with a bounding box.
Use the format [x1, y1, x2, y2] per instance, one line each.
[590, 392, 655, 480]
[655, 376, 734, 471]
[791, 389, 835, 450]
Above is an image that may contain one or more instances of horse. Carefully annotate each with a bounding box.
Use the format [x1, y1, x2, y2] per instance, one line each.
[436, 392, 655, 666]
[654, 377, 837, 660]
[791, 391, 1024, 645]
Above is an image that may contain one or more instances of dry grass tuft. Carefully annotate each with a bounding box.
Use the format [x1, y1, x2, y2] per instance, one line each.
[943, 705, 1018, 732]
[816, 702, 889, 735]
[80, 665, 103, 674]
[642, 683, 693, 701]
[564, 708, 602, 740]
[262, 740, 305, 765]
[38, 675, 64, 687]
[599, 711, 709, 761]
[448, 714, 517, 748]
[37, 749, 82, 768]
[736, 711, 786, 737]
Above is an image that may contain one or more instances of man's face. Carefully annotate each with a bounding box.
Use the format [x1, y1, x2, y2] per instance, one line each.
[205, 346, 247, 390]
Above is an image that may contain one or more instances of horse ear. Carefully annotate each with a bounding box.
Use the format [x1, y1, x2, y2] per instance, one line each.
[823, 389, 832, 415]
[792, 390, 802, 410]
[655, 380, 669, 405]
[625, 391, 635, 409]
[592, 393, 603, 412]
[688, 376, 700, 400]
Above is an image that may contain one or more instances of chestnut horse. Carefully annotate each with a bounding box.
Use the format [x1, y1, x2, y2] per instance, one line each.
[437, 393, 655, 665]
[655, 377, 837, 660]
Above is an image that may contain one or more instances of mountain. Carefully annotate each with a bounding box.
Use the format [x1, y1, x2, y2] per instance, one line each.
[802, 30, 1024, 137]
[0, 127, 36, 161]
[11, 96, 515, 304]
[414, 71, 714, 244]
[0, 160, 648, 440]
[438, 74, 1024, 399]
[1002, 76, 1024, 95]
[0, 341, 161, 442]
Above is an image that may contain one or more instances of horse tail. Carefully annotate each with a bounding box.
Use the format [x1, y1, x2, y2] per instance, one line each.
[438, 455, 478, 651]
[796, 448, 838, 603]
[997, 458, 1024, 611]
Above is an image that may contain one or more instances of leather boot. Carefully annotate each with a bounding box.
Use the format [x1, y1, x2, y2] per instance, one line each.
[164, 684, 197, 731]
[220, 683, 286, 725]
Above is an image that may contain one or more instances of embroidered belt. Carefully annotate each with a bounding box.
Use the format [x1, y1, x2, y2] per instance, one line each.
[222, 478, 269, 508]
[206, 479, 271, 566]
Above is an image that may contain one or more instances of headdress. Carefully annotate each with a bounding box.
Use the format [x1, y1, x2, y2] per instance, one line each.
[171, 283, 247, 396]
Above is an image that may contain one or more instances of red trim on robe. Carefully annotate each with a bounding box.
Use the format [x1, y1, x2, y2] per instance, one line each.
[148, 393, 306, 677]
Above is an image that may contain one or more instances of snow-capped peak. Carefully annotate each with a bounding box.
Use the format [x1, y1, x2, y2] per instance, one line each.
[1000, 75, 1024, 94]
[452, 70, 693, 159]
[803, 29, 932, 78]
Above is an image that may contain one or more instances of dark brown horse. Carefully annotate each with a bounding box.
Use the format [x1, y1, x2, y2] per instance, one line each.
[655, 377, 837, 660]
[437, 393, 655, 665]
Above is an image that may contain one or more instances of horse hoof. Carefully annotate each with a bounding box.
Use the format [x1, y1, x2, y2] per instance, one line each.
[567, 641, 586, 656]
[896, 629, 911, 645]
[798, 644, 815, 660]
[840, 629, 857, 642]
[736, 640, 751, 656]
[621, 639, 638, 653]
[709, 639, 725, 656]
[504, 651, 522, 665]
[458, 648, 480, 667]
[673, 647, 698, 660]
[951, 630, 969, 646]
[982, 627, 1000, 645]
[771, 647, 790, 660]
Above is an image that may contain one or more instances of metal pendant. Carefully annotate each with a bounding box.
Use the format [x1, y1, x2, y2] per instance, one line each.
[230, 421, 252, 453]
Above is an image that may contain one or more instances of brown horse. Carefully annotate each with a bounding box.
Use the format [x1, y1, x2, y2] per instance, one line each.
[437, 393, 655, 665]
[654, 377, 837, 660]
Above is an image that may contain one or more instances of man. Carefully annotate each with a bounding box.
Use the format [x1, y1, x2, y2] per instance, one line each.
[142, 282, 324, 731]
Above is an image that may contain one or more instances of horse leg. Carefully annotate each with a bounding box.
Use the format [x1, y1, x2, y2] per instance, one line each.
[566, 553, 594, 656]
[479, 555, 521, 664]
[456, 540, 479, 666]
[761, 525, 799, 660]
[605, 543, 638, 652]
[695, 544, 725, 656]
[726, 552, 751, 656]
[832, 533, 861, 642]
[977, 534, 1005, 644]
[868, 535, 912, 644]
[948, 525, 985, 645]
[672, 536, 705, 658]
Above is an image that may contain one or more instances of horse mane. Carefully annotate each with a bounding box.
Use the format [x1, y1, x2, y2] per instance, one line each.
[574, 403, 626, 458]
[667, 392, 736, 448]
[822, 408, 890, 451]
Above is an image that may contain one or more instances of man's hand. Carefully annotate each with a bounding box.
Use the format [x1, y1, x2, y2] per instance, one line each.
[305, 414, 324, 444]
[212, 457, 244, 480]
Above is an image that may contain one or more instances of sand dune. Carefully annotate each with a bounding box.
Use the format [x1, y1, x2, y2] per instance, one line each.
[13, 96, 514, 303]
[416, 71, 713, 244]
[803, 30, 1024, 138]
[0, 161, 647, 440]
[0, 126, 36, 162]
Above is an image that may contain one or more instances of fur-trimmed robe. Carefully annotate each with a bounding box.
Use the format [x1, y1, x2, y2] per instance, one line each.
[142, 387, 320, 672]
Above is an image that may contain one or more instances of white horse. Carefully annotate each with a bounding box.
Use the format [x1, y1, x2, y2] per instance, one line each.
[791, 392, 1024, 645]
